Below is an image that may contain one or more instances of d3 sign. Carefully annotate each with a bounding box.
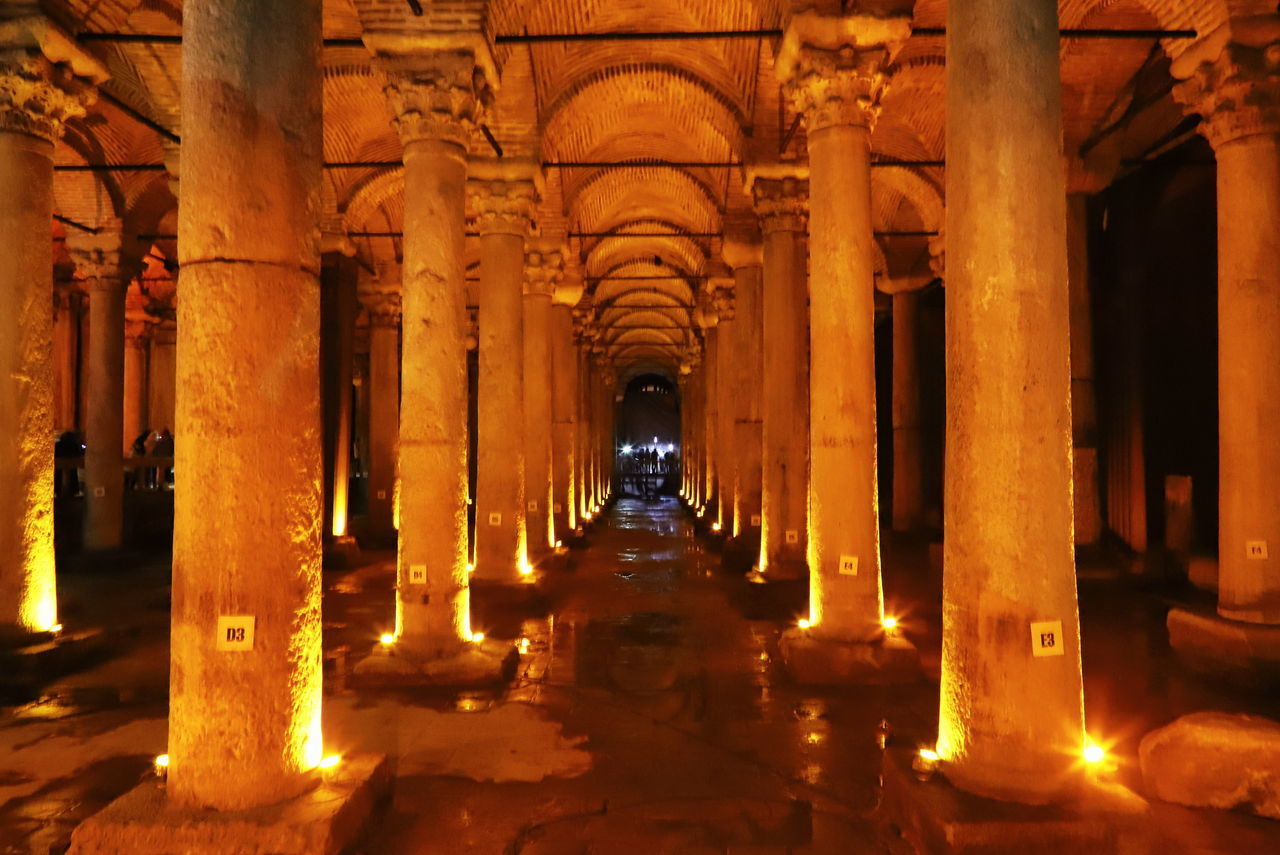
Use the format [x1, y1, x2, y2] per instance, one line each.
[216, 615, 256, 652]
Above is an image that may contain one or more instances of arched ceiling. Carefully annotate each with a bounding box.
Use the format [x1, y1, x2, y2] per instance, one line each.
[52, 0, 1240, 378]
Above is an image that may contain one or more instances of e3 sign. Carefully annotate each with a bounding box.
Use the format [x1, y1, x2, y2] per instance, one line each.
[1030, 620, 1064, 658]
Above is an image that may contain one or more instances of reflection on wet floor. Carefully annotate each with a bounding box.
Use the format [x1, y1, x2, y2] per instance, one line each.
[4, 496, 1280, 853]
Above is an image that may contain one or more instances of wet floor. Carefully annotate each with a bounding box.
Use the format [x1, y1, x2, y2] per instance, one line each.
[3, 497, 1280, 853]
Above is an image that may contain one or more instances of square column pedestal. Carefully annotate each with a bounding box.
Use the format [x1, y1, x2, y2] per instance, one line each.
[69, 754, 390, 855]
[779, 627, 921, 686]
[1167, 607, 1280, 686]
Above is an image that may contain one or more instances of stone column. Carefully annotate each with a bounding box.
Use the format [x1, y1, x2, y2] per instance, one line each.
[320, 252, 357, 541]
[148, 320, 177, 432]
[575, 326, 594, 521]
[523, 243, 562, 558]
[169, 0, 325, 808]
[470, 166, 538, 581]
[370, 45, 492, 657]
[70, 225, 132, 553]
[552, 280, 583, 537]
[938, 0, 1085, 803]
[123, 318, 150, 451]
[885, 282, 925, 532]
[601, 363, 616, 500]
[53, 285, 81, 432]
[753, 175, 810, 580]
[701, 324, 719, 517]
[1066, 193, 1103, 546]
[713, 285, 737, 535]
[361, 289, 401, 540]
[723, 238, 764, 541]
[1174, 34, 1280, 625]
[778, 14, 908, 644]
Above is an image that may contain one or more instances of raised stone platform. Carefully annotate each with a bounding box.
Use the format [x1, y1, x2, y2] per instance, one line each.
[879, 749, 1150, 855]
[779, 628, 920, 685]
[68, 753, 390, 855]
[1140, 711, 1280, 819]
[352, 640, 518, 688]
[1167, 606, 1280, 685]
[0, 627, 114, 700]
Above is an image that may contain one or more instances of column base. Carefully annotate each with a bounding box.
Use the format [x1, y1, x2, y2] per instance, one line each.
[737, 572, 807, 621]
[720, 532, 761, 575]
[1167, 607, 1280, 686]
[352, 639, 518, 688]
[879, 748, 1149, 855]
[779, 628, 920, 686]
[68, 753, 390, 855]
[322, 535, 362, 571]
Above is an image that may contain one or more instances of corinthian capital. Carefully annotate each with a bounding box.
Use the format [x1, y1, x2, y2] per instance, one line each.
[0, 15, 107, 143]
[376, 50, 491, 149]
[1174, 35, 1280, 149]
[750, 174, 809, 235]
[776, 11, 911, 133]
[524, 241, 565, 298]
[66, 220, 136, 288]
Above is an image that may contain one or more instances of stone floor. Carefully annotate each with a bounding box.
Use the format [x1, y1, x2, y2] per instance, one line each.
[2, 497, 1279, 853]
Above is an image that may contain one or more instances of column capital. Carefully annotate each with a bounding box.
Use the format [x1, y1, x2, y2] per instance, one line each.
[1174, 26, 1280, 149]
[467, 161, 540, 236]
[711, 285, 736, 323]
[0, 15, 107, 143]
[928, 225, 945, 281]
[360, 290, 402, 326]
[124, 318, 152, 349]
[750, 174, 809, 235]
[66, 220, 138, 289]
[776, 11, 911, 134]
[524, 240, 565, 298]
[372, 46, 493, 150]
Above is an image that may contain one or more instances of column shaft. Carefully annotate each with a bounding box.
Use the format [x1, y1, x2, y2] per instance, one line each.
[367, 317, 400, 536]
[123, 324, 148, 450]
[702, 329, 718, 511]
[807, 122, 881, 638]
[552, 306, 577, 534]
[577, 344, 594, 519]
[523, 286, 554, 556]
[475, 230, 528, 578]
[83, 281, 126, 550]
[1067, 194, 1102, 546]
[148, 322, 177, 432]
[733, 264, 764, 537]
[716, 315, 737, 534]
[53, 289, 80, 432]
[320, 257, 357, 539]
[939, 0, 1085, 802]
[892, 289, 924, 532]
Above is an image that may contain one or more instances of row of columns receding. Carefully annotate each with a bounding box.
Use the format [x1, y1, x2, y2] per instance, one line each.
[1, 0, 1278, 823]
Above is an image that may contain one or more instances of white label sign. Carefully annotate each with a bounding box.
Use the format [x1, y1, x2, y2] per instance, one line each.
[527, 501, 538, 512]
[1247, 540, 1269, 560]
[1030, 620, 1064, 658]
[409, 564, 426, 585]
[216, 616, 256, 652]
[750, 514, 762, 528]
[376, 490, 387, 500]
[487, 512, 502, 526]
[554, 503, 563, 514]
[839, 555, 858, 576]
[785, 529, 799, 545]
[93, 486, 106, 498]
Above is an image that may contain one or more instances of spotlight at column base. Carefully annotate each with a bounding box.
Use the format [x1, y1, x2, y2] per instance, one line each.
[779, 627, 920, 686]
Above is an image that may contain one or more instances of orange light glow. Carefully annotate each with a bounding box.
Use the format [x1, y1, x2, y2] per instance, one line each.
[379, 633, 395, 646]
[882, 616, 899, 633]
[318, 754, 341, 769]
[471, 632, 485, 643]
[518, 559, 534, 577]
[711, 522, 722, 532]
[797, 618, 812, 630]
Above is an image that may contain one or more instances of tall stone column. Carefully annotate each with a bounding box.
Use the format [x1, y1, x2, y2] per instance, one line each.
[123, 318, 150, 450]
[53, 285, 81, 432]
[370, 44, 492, 657]
[723, 238, 764, 541]
[885, 282, 925, 532]
[1066, 193, 1103, 546]
[1173, 33, 1280, 626]
[575, 327, 594, 521]
[778, 14, 908, 643]
[700, 324, 719, 517]
[552, 281, 583, 537]
[938, 0, 1085, 803]
[713, 285, 737, 535]
[523, 243, 562, 558]
[168, 0, 325, 808]
[148, 320, 177, 432]
[601, 363, 616, 500]
[70, 225, 132, 553]
[470, 166, 538, 581]
[753, 175, 810, 580]
[361, 288, 401, 540]
[320, 252, 358, 541]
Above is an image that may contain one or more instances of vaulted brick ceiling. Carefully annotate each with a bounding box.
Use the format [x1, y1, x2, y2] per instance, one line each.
[54, 0, 1247, 373]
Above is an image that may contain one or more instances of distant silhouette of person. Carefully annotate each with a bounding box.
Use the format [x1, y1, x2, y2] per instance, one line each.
[152, 428, 174, 487]
[128, 428, 151, 490]
[54, 430, 85, 497]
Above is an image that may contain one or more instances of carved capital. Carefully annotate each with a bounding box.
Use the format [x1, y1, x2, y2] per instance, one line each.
[468, 178, 537, 236]
[360, 290, 402, 327]
[928, 225, 945, 281]
[124, 318, 152, 349]
[66, 220, 134, 288]
[0, 15, 105, 144]
[524, 244, 564, 298]
[712, 287, 735, 323]
[377, 50, 490, 150]
[777, 12, 910, 134]
[1175, 39, 1280, 148]
[752, 176, 809, 235]
[465, 307, 479, 351]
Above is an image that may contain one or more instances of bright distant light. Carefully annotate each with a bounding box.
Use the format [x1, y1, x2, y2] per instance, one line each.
[318, 754, 341, 769]
[882, 616, 899, 632]
[665, 444, 674, 453]
[1084, 741, 1106, 765]
[518, 637, 531, 654]
[471, 632, 486, 643]
[518, 559, 534, 576]
[154, 753, 170, 768]
[49, 623, 63, 635]
[379, 633, 395, 646]
[797, 618, 812, 630]
[466, 562, 475, 574]
[621, 444, 633, 454]
[918, 748, 939, 762]
[711, 522, 722, 532]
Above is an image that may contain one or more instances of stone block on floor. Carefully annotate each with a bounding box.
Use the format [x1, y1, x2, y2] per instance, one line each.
[1167, 607, 1280, 685]
[878, 748, 1151, 855]
[779, 629, 920, 686]
[1139, 711, 1280, 819]
[351, 640, 518, 688]
[67, 753, 390, 855]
